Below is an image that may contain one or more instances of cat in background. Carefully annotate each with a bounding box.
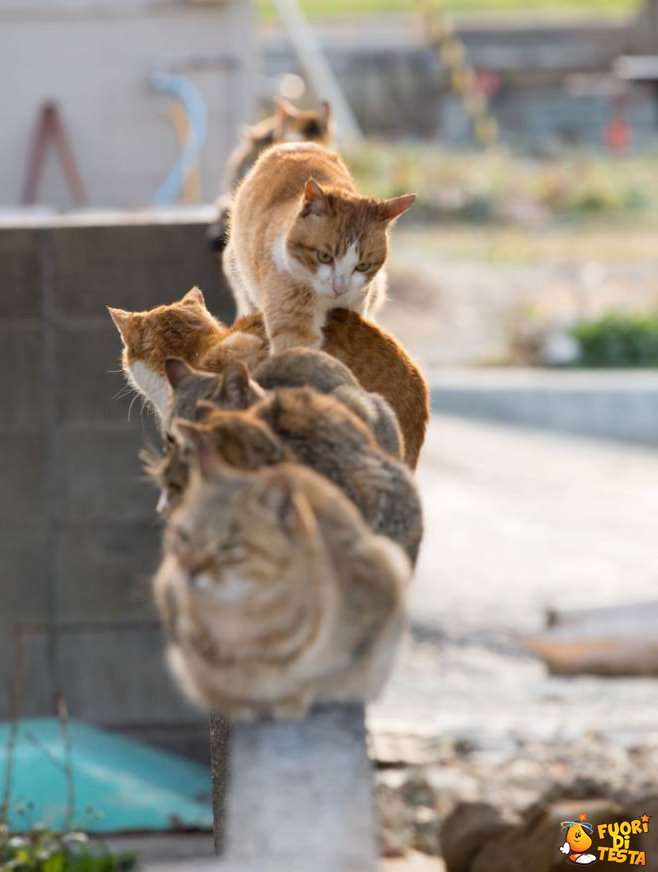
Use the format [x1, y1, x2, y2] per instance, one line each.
[173, 363, 423, 565]
[224, 142, 416, 352]
[208, 99, 333, 254]
[108, 288, 428, 468]
[153, 445, 410, 719]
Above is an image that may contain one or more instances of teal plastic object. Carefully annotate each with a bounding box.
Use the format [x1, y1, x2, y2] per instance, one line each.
[0, 718, 212, 833]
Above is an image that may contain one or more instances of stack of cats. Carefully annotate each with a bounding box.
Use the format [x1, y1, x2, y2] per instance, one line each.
[108, 287, 428, 467]
[109, 288, 425, 718]
[208, 99, 333, 254]
[109, 138, 424, 719]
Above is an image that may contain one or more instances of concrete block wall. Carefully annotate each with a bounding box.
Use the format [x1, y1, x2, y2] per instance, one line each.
[0, 212, 234, 754]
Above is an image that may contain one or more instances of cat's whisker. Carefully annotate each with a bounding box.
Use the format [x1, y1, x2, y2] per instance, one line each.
[127, 392, 139, 422]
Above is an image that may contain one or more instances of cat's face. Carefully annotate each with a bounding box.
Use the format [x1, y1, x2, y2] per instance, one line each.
[274, 99, 332, 145]
[165, 460, 316, 609]
[284, 181, 415, 305]
[108, 287, 218, 418]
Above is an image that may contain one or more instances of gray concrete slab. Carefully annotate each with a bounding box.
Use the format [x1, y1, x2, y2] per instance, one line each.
[430, 368, 658, 447]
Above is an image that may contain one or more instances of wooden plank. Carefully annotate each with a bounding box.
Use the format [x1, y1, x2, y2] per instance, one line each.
[527, 600, 658, 676]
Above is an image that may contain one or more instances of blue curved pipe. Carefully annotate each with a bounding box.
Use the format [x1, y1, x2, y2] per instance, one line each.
[150, 71, 208, 207]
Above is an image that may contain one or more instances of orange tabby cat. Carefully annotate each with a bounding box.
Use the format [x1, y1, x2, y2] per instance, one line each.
[224, 142, 416, 352]
[154, 449, 410, 719]
[208, 99, 333, 253]
[108, 289, 428, 468]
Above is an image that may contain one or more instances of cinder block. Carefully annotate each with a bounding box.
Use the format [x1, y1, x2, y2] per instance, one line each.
[0, 228, 43, 320]
[50, 222, 235, 322]
[0, 325, 46, 430]
[55, 322, 137, 425]
[54, 522, 160, 622]
[55, 428, 157, 524]
[0, 433, 49, 525]
[0, 527, 53, 623]
[55, 625, 203, 726]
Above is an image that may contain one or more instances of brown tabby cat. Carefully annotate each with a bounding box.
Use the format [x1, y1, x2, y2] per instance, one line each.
[208, 99, 333, 253]
[153, 450, 410, 719]
[144, 349, 399, 519]
[223, 142, 416, 351]
[108, 289, 428, 468]
[174, 364, 423, 565]
[163, 349, 403, 457]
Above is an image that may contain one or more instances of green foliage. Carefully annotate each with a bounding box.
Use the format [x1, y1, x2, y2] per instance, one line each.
[571, 312, 658, 367]
[0, 824, 136, 872]
[345, 143, 658, 224]
[257, 0, 636, 20]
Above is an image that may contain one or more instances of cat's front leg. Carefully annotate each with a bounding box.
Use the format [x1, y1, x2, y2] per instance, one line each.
[264, 284, 324, 354]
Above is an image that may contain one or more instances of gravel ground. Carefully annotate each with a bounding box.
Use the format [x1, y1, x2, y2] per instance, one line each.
[371, 414, 658, 867]
[370, 413, 658, 744]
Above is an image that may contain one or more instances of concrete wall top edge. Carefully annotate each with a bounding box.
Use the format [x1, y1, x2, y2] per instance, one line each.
[0, 207, 217, 231]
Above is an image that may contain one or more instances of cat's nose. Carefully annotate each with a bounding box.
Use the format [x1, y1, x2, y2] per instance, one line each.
[332, 282, 348, 296]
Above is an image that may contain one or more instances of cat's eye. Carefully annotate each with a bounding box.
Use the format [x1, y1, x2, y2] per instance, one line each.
[316, 251, 333, 264]
[355, 261, 370, 272]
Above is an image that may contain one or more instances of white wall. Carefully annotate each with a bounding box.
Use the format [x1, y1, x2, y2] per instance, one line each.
[0, 0, 255, 209]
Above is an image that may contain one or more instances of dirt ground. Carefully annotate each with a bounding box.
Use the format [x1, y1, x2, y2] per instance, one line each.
[370, 413, 658, 867]
[381, 224, 658, 372]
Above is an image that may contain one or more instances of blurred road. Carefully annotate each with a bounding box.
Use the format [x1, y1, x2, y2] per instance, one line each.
[370, 414, 658, 744]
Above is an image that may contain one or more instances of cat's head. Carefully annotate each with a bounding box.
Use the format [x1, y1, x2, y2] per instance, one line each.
[108, 287, 220, 419]
[175, 404, 284, 472]
[165, 446, 318, 609]
[272, 98, 333, 146]
[162, 358, 264, 433]
[141, 438, 190, 518]
[284, 180, 416, 303]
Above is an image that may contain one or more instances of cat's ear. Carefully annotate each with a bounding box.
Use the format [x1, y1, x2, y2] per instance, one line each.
[181, 287, 206, 308]
[301, 178, 327, 217]
[164, 357, 194, 389]
[377, 193, 417, 223]
[218, 361, 252, 409]
[175, 421, 218, 479]
[194, 400, 217, 422]
[107, 307, 132, 341]
[318, 100, 331, 122]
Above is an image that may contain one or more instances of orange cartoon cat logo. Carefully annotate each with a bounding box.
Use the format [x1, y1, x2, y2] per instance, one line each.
[560, 815, 597, 865]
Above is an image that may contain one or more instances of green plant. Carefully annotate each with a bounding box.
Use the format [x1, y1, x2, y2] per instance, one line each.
[0, 823, 136, 872]
[571, 312, 658, 367]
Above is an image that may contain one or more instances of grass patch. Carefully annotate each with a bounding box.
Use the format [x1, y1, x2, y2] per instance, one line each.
[0, 825, 136, 872]
[257, 0, 637, 20]
[344, 143, 658, 225]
